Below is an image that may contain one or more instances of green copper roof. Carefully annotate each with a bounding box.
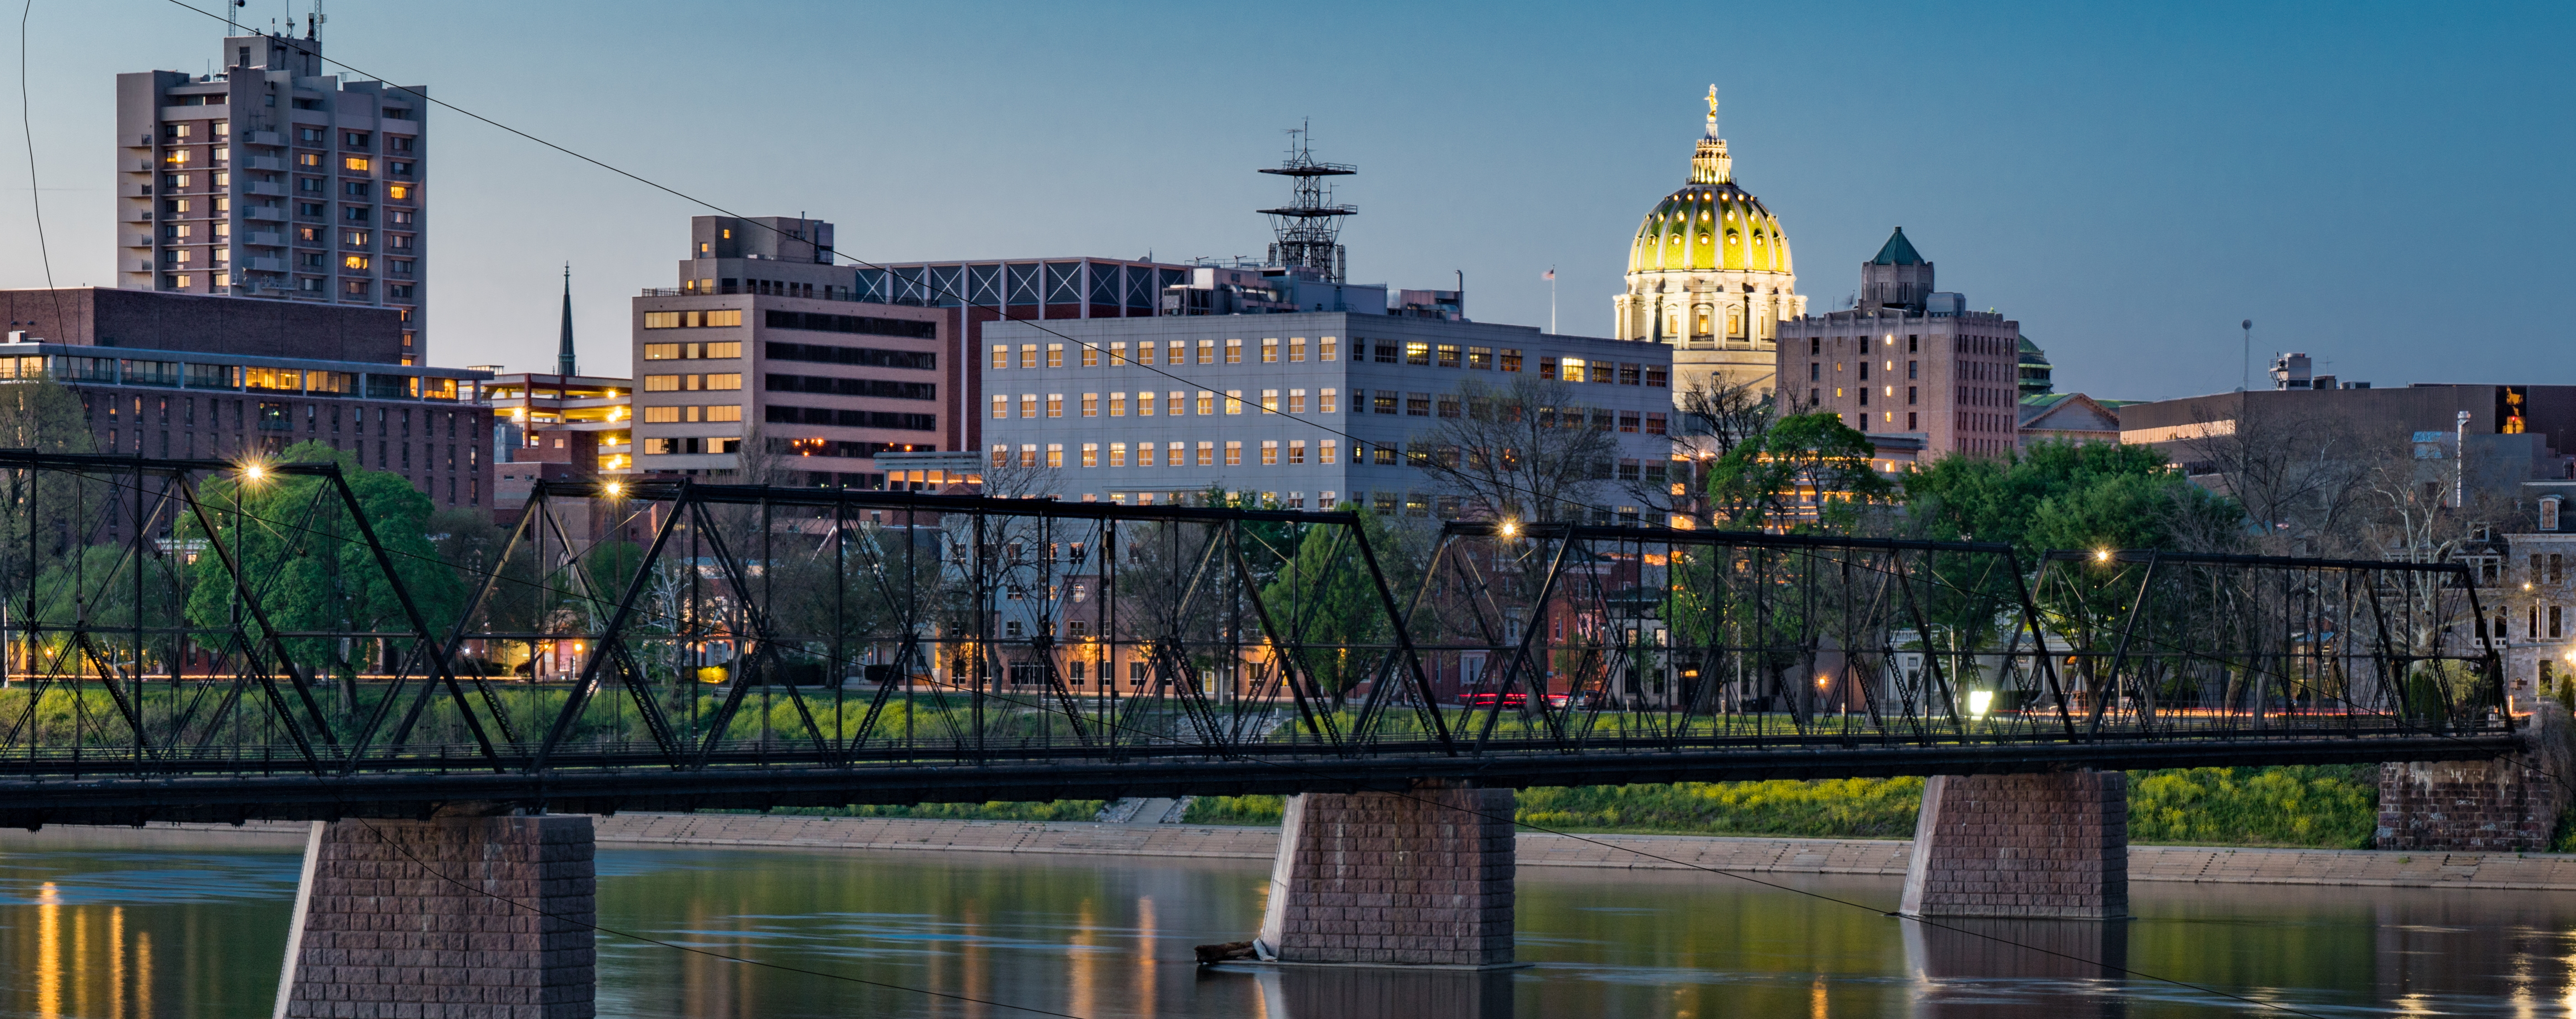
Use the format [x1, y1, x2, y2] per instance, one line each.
[1868, 227, 1924, 266]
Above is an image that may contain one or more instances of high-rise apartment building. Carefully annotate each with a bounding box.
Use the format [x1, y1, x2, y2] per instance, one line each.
[117, 29, 429, 364]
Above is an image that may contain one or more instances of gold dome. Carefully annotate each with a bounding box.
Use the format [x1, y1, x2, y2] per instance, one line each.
[1624, 87, 1793, 276]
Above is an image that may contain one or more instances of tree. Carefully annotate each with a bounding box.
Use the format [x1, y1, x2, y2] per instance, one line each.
[1657, 376, 1775, 527]
[1703, 412, 1894, 532]
[182, 441, 464, 685]
[1416, 374, 1616, 524]
[1258, 504, 1390, 702]
[1902, 440, 2236, 554]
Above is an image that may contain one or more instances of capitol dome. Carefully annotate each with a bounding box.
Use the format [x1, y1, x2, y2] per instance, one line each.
[1613, 87, 1805, 399]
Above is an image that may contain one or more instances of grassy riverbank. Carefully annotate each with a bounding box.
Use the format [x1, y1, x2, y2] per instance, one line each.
[1189, 765, 2384, 849]
[744, 765, 2384, 848]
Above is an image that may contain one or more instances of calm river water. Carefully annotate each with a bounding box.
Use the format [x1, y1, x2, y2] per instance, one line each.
[2, 827, 2573, 1018]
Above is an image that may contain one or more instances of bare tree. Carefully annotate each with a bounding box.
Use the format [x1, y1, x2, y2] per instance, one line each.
[1415, 374, 1617, 524]
[1648, 376, 1773, 527]
[2179, 399, 2382, 556]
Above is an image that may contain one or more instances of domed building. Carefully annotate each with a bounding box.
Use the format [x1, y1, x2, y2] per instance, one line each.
[1613, 87, 1806, 400]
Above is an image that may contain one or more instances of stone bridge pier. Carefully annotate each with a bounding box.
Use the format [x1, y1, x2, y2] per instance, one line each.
[1255, 782, 1516, 967]
[2377, 708, 2574, 851]
[1900, 772, 2129, 919]
[275, 813, 597, 1019]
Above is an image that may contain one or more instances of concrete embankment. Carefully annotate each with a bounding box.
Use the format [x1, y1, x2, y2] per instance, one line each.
[104, 812, 2576, 891]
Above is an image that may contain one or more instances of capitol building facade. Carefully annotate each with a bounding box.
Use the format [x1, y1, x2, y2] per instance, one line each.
[1613, 88, 1806, 400]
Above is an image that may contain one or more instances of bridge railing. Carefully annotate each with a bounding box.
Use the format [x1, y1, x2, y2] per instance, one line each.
[0, 453, 2509, 789]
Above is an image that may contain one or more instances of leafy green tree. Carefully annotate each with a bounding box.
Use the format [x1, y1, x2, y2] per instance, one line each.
[1901, 440, 2233, 553]
[182, 441, 464, 680]
[1259, 503, 1391, 702]
[1703, 411, 1894, 532]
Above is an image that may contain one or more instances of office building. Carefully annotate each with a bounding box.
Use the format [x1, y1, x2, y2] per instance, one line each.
[1614, 87, 1807, 398]
[117, 26, 429, 363]
[1778, 229, 2027, 458]
[632, 217, 947, 485]
[0, 287, 489, 510]
[980, 312, 1676, 519]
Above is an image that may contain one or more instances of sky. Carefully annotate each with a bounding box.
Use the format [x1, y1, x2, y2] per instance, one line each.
[5, 0, 2571, 401]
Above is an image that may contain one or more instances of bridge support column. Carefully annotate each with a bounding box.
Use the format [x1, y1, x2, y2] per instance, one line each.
[277, 814, 596, 1019]
[1901, 772, 2127, 919]
[1255, 783, 1514, 967]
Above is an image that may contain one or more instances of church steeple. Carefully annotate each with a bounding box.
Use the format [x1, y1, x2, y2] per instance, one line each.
[556, 264, 577, 378]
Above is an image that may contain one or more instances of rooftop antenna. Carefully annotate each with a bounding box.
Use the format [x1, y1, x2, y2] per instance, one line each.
[226, 0, 243, 35]
[1257, 119, 1357, 283]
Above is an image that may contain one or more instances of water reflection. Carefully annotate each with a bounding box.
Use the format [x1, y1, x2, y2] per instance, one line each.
[10, 828, 2576, 1017]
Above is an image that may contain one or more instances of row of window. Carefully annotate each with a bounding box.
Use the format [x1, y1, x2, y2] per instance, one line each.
[993, 389, 1339, 419]
[765, 309, 938, 340]
[86, 393, 476, 440]
[765, 341, 936, 371]
[160, 272, 415, 299]
[640, 373, 742, 392]
[759, 406, 938, 432]
[639, 405, 744, 423]
[994, 336, 1340, 369]
[765, 374, 936, 401]
[990, 438, 1681, 476]
[641, 310, 745, 330]
[641, 341, 743, 361]
[988, 388, 1668, 432]
[25, 356, 458, 399]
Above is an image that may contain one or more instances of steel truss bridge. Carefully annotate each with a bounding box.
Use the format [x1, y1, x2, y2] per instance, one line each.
[0, 452, 2516, 826]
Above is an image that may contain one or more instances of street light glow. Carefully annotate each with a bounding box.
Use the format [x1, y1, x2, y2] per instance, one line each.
[1498, 519, 1519, 539]
[602, 480, 626, 499]
[1968, 690, 1994, 718]
[2094, 548, 2113, 563]
[239, 462, 267, 482]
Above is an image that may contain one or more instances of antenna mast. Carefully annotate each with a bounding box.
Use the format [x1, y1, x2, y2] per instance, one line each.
[1257, 120, 1356, 283]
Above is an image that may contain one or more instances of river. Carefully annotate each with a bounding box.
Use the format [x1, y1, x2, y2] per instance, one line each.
[2, 827, 2571, 1018]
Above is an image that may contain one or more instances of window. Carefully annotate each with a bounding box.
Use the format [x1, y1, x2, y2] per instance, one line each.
[1109, 392, 1126, 417]
[1197, 391, 1215, 416]
[1168, 391, 1186, 416]
[1081, 345, 1098, 368]
[1047, 344, 1063, 369]
[344, 206, 370, 222]
[2545, 498, 2562, 532]
[1560, 357, 1585, 383]
[1321, 440, 1338, 465]
[643, 406, 681, 423]
[1288, 389, 1307, 414]
[1320, 389, 1337, 414]
[1406, 392, 1431, 416]
[1020, 344, 1037, 368]
[1225, 391, 1243, 415]
[703, 374, 741, 390]
[1197, 340, 1215, 365]
[1225, 441, 1242, 466]
[386, 185, 410, 200]
[1261, 389, 1279, 414]
[1374, 391, 1399, 415]
[1261, 440, 1278, 465]
[991, 345, 1008, 369]
[644, 375, 680, 392]
[343, 156, 370, 172]
[343, 131, 371, 148]
[1320, 337, 1337, 361]
[1110, 443, 1127, 467]
[1197, 442, 1215, 466]
[1499, 348, 1522, 372]
[1136, 442, 1155, 467]
[1021, 394, 1037, 418]
[1619, 412, 1641, 433]
[992, 395, 1009, 419]
[1046, 395, 1063, 418]
[1262, 338, 1279, 363]
[389, 161, 414, 176]
[343, 254, 370, 270]
[1081, 394, 1098, 417]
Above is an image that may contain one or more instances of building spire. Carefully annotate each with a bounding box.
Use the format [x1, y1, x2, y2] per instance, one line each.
[556, 263, 576, 378]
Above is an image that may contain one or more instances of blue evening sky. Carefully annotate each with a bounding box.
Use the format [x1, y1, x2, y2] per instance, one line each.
[6, 0, 2568, 400]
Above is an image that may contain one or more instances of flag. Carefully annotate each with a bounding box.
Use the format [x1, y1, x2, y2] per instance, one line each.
[1543, 268, 1555, 281]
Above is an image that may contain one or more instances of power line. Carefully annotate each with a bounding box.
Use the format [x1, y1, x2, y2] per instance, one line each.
[18, 0, 61, 332]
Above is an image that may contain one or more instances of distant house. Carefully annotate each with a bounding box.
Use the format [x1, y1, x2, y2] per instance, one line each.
[2018, 392, 2121, 448]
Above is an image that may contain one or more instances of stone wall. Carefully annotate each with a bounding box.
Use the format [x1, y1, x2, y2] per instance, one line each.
[2377, 707, 2574, 852]
[280, 815, 596, 1019]
[1900, 772, 2128, 919]
[1256, 786, 1514, 967]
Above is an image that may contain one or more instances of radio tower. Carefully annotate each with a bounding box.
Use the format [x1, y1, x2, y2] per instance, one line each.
[1258, 121, 1356, 282]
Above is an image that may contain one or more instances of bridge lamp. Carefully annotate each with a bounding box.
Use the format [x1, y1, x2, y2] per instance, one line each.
[600, 480, 626, 500]
[1967, 689, 1994, 718]
[2093, 548, 2113, 564]
[1498, 519, 1520, 539]
[237, 461, 268, 484]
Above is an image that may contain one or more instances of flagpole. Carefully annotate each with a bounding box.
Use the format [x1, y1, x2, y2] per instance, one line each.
[1547, 265, 1557, 334]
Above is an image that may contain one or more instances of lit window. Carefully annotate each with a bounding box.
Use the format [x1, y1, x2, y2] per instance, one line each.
[343, 156, 370, 172]
[1021, 394, 1037, 418]
[1046, 394, 1063, 418]
[1047, 344, 1063, 369]
[991, 345, 1008, 369]
[1320, 389, 1337, 414]
[1197, 441, 1215, 466]
[1081, 394, 1098, 417]
[1225, 441, 1242, 466]
[643, 406, 680, 423]
[1197, 340, 1215, 365]
[386, 185, 409, 200]
[1260, 440, 1278, 465]
[1197, 391, 1214, 416]
[1226, 338, 1243, 364]
[1081, 443, 1098, 468]
[703, 374, 741, 390]
[1225, 391, 1243, 415]
[343, 254, 370, 270]
[1289, 389, 1307, 414]
[1261, 338, 1279, 363]
[1109, 442, 1126, 466]
[992, 396, 1008, 419]
[1320, 440, 1338, 465]
[643, 376, 679, 391]
[1109, 392, 1125, 417]
[1046, 444, 1063, 469]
